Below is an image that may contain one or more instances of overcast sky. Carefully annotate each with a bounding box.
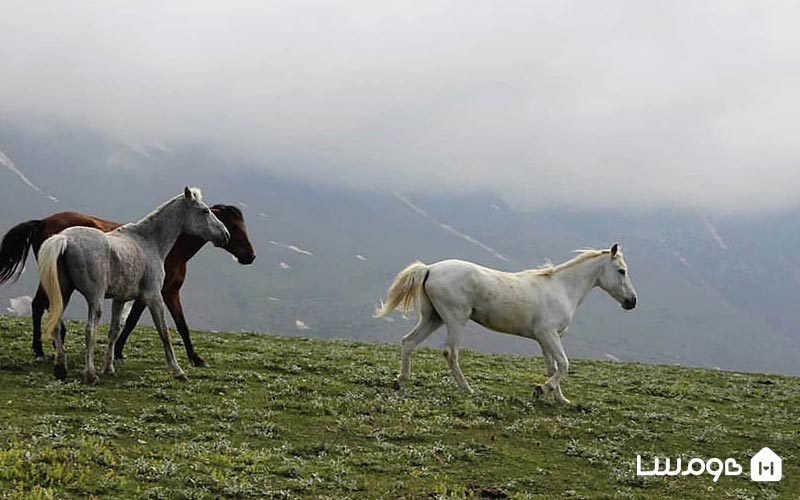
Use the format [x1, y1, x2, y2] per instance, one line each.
[2, 1, 800, 212]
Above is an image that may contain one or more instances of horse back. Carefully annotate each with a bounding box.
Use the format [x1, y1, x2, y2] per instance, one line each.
[426, 259, 547, 335]
[37, 211, 122, 253]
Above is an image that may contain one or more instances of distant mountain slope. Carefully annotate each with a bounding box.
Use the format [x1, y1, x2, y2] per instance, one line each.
[1, 118, 799, 374]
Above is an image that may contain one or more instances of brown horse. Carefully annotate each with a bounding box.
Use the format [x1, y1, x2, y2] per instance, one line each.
[0, 205, 256, 367]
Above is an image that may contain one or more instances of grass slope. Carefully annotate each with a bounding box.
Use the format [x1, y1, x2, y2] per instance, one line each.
[0, 315, 797, 499]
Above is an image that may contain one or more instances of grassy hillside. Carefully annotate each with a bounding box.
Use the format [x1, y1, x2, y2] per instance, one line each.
[0, 315, 797, 499]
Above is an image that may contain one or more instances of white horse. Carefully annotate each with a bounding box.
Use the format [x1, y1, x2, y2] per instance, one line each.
[375, 243, 637, 403]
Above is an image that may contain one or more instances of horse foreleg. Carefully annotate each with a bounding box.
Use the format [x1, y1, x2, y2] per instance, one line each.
[148, 299, 187, 380]
[541, 346, 570, 405]
[83, 300, 102, 384]
[114, 300, 147, 361]
[102, 300, 124, 375]
[535, 332, 570, 404]
[164, 292, 206, 368]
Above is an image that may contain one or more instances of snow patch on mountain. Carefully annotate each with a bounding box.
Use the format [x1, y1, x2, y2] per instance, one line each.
[270, 241, 313, 256]
[0, 149, 57, 202]
[672, 251, 692, 270]
[394, 193, 509, 263]
[704, 219, 728, 250]
[126, 142, 153, 158]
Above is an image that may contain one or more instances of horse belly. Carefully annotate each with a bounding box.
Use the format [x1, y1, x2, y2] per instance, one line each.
[106, 246, 145, 301]
[471, 299, 534, 335]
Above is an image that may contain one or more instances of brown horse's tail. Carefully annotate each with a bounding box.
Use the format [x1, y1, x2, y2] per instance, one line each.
[374, 261, 429, 317]
[0, 219, 43, 286]
[38, 235, 68, 340]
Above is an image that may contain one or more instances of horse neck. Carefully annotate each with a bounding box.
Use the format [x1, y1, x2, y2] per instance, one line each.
[172, 234, 208, 262]
[551, 255, 604, 311]
[127, 197, 185, 259]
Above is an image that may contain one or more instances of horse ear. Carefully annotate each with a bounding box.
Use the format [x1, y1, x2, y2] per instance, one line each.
[610, 243, 619, 257]
[184, 187, 192, 200]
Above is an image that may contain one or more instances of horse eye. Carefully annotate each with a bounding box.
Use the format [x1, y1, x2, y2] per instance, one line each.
[202, 208, 210, 214]
[618, 269, 626, 276]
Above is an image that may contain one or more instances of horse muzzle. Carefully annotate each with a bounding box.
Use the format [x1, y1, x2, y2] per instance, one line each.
[622, 296, 637, 310]
[237, 252, 256, 265]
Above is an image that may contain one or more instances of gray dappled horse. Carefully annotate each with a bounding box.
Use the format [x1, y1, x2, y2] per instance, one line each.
[38, 187, 230, 383]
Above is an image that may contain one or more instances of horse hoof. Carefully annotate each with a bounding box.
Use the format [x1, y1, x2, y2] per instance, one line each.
[84, 373, 99, 385]
[174, 372, 189, 381]
[534, 385, 544, 399]
[192, 357, 210, 368]
[392, 379, 402, 390]
[54, 364, 67, 380]
[114, 353, 124, 362]
[35, 356, 45, 363]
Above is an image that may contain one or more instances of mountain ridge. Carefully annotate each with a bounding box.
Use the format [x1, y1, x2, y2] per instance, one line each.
[1, 119, 799, 375]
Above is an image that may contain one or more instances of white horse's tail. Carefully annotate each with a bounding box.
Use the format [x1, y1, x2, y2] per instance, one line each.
[38, 235, 68, 340]
[375, 261, 429, 317]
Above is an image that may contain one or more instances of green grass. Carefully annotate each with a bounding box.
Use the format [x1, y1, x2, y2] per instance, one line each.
[0, 315, 797, 499]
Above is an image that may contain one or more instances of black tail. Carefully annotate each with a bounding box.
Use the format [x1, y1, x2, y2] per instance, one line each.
[0, 219, 43, 286]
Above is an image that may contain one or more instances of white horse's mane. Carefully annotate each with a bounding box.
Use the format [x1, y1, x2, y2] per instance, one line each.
[533, 248, 615, 276]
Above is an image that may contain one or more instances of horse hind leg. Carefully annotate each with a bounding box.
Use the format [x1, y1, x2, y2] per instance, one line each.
[83, 298, 102, 384]
[31, 285, 64, 361]
[51, 286, 74, 380]
[31, 285, 48, 360]
[394, 296, 442, 389]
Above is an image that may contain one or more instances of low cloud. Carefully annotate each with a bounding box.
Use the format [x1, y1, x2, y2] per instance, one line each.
[3, 1, 800, 212]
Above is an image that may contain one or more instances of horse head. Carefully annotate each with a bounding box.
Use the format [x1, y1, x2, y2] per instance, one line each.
[211, 204, 256, 265]
[596, 243, 637, 310]
[182, 187, 230, 247]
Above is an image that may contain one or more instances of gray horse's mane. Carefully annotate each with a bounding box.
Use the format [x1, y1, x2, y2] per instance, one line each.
[125, 188, 203, 231]
[533, 248, 614, 276]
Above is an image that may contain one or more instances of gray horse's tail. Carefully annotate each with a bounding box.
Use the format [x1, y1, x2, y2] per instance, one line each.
[374, 261, 429, 317]
[38, 235, 68, 340]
